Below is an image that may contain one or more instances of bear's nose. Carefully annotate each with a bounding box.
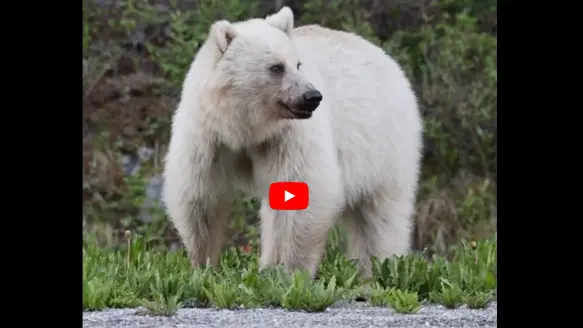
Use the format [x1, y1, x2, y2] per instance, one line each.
[302, 90, 323, 103]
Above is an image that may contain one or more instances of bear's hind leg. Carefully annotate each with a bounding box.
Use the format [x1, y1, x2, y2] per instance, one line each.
[343, 208, 372, 276]
[345, 194, 413, 278]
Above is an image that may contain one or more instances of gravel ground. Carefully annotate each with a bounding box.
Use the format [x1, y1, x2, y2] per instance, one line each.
[83, 302, 496, 328]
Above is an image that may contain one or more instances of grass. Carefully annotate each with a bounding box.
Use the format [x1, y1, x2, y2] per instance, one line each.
[83, 233, 496, 315]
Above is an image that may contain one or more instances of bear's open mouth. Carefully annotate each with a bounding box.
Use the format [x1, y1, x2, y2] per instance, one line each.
[279, 101, 313, 119]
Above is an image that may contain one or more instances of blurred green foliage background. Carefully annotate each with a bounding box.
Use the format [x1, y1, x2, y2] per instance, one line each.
[82, 0, 496, 257]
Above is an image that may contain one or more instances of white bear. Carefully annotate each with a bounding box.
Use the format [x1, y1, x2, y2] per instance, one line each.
[162, 7, 423, 278]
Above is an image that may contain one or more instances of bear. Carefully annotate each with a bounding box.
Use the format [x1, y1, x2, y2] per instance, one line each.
[161, 6, 423, 279]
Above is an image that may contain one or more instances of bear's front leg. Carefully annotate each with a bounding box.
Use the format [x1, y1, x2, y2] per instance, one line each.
[258, 201, 281, 267]
[162, 127, 234, 269]
[259, 174, 344, 277]
[164, 175, 233, 268]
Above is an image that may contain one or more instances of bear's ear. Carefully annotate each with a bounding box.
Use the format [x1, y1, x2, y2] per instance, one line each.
[210, 20, 237, 54]
[265, 6, 294, 36]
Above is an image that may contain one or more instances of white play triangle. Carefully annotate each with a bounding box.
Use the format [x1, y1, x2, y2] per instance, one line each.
[284, 190, 295, 202]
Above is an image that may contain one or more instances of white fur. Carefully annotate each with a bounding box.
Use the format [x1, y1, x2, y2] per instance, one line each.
[162, 7, 423, 277]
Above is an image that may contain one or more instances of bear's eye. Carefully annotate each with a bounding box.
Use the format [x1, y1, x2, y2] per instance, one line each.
[297, 62, 302, 70]
[270, 64, 285, 75]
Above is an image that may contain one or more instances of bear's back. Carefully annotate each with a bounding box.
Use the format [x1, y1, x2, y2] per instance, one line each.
[292, 24, 422, 203]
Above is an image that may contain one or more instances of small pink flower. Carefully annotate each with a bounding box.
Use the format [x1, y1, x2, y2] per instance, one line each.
[242, 244, 252, 253]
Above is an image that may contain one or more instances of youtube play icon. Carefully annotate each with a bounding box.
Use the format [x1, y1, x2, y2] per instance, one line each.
[269, 182, 309, 210]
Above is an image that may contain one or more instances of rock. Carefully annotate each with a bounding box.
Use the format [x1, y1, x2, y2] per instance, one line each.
[137, 146, 155, 162]
[139, 173, 166, 223]
[120, 146, 166, 223]
[122, 126, 137, 137]
[121, 153, 141, 176]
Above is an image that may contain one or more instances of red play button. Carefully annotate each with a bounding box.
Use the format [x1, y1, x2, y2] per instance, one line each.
[268, 182, 309, 210]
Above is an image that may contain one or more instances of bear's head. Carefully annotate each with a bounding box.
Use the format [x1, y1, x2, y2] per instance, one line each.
[189, 7, 323, 148]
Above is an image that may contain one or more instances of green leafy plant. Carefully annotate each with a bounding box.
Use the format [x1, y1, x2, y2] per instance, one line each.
[204, 280, 240, 309]
[368, 284, 392, 307]
[430, 279, 464, 309]
[318, 250, 362, 290]
[141, 293, 182, 316]
[386, 289, 423, 314]
[280, 271, 344, 312]
[83, 233, 497, 311]
[371, 254, 432, 295]
[462, 290, 495, 309]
